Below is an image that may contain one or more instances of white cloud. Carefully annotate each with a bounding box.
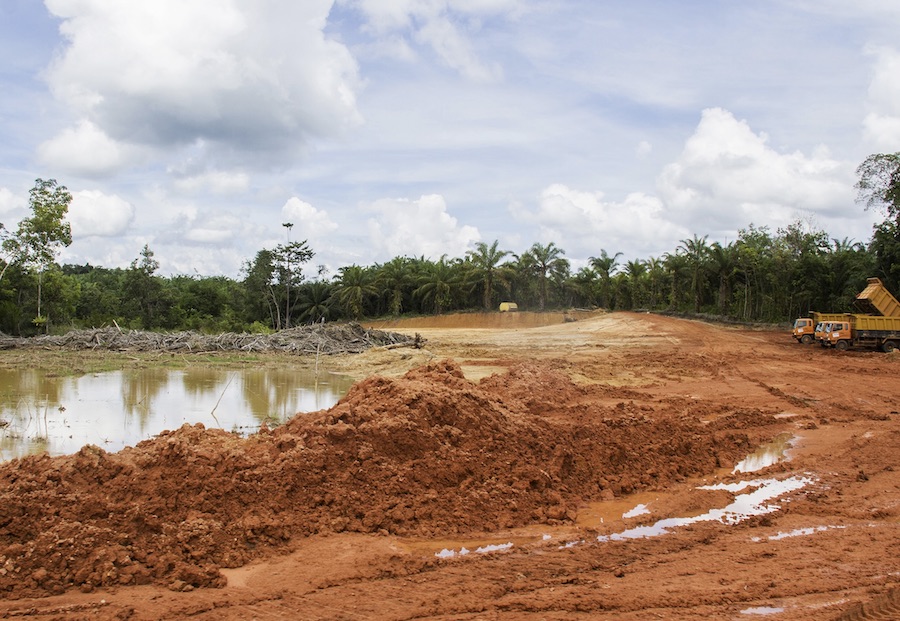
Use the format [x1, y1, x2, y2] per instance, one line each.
[863, 46, 900, 149]
[344, 0, 514, 81]
[0, 187, 24, 218]
[37, 119, 131, 176]
[636, 141, 653, 157]
[173, 170, 250, 195]
[174, 213, 244, 245]
[657, 108, 853, 235]
[517, 184, 688, 261]
[364, 194, 479, 260]
[68, 190, 135, 238]
[43, 0, 362, 168]
[281, 197, 338, 241]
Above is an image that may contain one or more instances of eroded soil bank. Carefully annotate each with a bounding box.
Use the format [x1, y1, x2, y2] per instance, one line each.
[0, 312, 898, 620]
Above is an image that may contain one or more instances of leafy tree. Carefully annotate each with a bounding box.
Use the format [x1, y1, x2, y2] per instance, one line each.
[242, 249, 280, 329]
[856, 152, 900, 217]
[856, 153, 900, 291]
[273, 234, 314, 329]
[2, 179, 73, 328]
[466, 240, 510, 310]
[124, 245, 164, 329]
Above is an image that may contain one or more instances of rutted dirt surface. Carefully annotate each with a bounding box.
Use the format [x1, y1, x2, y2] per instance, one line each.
[0, 311, 898, 620]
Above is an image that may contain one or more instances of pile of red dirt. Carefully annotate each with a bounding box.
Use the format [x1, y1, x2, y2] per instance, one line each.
[0, 360, 778, 599]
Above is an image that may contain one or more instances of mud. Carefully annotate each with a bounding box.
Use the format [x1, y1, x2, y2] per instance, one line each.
[0, 311, 898, 620]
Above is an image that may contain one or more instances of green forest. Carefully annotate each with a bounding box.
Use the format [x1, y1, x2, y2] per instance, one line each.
[2, 154, 899, 336]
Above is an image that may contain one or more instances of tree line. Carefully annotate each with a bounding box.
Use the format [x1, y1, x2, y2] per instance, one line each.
[1, 153, 898, 336]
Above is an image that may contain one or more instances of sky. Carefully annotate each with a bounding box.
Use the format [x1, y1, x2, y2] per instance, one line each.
[1, 0, 899, 279]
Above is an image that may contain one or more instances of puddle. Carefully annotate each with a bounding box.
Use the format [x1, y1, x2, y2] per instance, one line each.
[574, 491, 661, 527]
[752, 525, 844, 542]
[0, 366, 354, 460]
[596, 476, 814, 542]
[622, 503, 651, 518]
[741, 606, 785, 615]
[732, 433, 794, 473]
[435, 542, 513, 558]
[406, 438, 814, 559]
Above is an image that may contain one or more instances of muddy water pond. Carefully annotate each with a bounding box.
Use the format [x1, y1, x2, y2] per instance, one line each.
[0, 366, 355, 461]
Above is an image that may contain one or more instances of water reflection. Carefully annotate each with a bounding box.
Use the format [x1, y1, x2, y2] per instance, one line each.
[0, 366, 354, 461]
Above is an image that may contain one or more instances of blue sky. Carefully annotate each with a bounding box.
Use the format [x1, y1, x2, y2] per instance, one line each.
[1, 0, 898, 277]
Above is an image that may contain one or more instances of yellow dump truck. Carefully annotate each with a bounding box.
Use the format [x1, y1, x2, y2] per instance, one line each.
[823, 315, 900, 352]
[855, 277, 900, 316]
[792, 312, 852, 344]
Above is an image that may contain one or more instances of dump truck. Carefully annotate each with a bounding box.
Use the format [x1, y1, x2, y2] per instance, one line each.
[792, 312, 852, 344]
[822, 315, 900, 352]
[855, 277, 900, 317]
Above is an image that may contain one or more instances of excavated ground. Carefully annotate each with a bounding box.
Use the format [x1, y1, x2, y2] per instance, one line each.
[0, 311, 898, 620]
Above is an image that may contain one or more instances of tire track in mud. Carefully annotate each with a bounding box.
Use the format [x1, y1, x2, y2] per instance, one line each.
[833, 587, 900, 620]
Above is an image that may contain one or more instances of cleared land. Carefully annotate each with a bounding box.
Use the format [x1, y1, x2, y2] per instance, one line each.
[0, 311, 898, 620]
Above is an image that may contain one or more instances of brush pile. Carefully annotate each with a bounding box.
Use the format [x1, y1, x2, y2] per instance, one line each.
[0, 323, 417, 355]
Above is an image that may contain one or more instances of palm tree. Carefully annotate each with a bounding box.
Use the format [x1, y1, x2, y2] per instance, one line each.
[623, 259, 646, 309]
[376, 256, 414, 317]
[678, 234, 710, 313]
[645, 256, 665, 309]
[466, 240, 510, 310]
[589, 249, 622, 309]
[414, 256, 460, 314]
[663, 252, 690, 310]
[522, 242, 569, 311]
[570, 266, 600, 307]
[708, 242, 736, 316]
[296, 281, 335, 323]
[334, 265, 377, 319]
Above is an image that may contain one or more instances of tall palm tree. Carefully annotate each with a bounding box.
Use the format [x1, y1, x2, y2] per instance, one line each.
[522, 242, 569, 311]
[708, 242, 736, 316]
[466, 240, 510, 310]
[334, 265, 377, 319]
[623, 259, 646, 309]
[645, 256, 665, 309]
[376, 256, 414, 317]
[414, 256, 460, 314]
[678, 234, 710, 312]
[589, 249, 622, 309]
[663, 252, 690, 310]
[296, 281, 335, 323]
[570, 266, 600, 307]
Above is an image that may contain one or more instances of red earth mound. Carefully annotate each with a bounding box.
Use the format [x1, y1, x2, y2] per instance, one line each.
[0, 359, 778, 599]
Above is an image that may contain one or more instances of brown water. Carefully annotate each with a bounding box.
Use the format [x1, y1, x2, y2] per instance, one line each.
[0, 366, 354, 461]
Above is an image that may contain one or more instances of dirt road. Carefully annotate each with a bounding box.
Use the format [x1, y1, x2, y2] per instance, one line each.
[0, 312, 897, 620]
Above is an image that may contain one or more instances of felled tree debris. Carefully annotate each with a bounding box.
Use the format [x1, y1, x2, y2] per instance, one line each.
[0, 323, 419, 355]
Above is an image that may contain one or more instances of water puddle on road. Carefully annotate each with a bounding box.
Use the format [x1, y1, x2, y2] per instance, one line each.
[740, 606, 785, 616]
[407, 435, 812, 559]
[595, 476, 814, 542]
[732, 432, 795, 474]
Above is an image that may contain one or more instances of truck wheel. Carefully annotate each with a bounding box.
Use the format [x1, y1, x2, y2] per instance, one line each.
[883, 340, 898, 353]
[835, 340, 849, 351]
[800, 334, 813, 344]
